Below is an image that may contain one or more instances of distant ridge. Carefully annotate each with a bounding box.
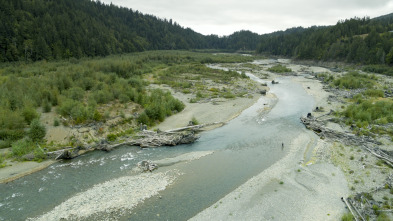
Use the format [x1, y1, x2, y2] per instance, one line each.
[1, 0, 392, 64]
[0, 0, 260, 62]
[256, 13, 393, 65]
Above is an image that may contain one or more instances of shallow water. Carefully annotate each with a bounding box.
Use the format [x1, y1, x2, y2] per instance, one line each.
[0, 66, 314, 221]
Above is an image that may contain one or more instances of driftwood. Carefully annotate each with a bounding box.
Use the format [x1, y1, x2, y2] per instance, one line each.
[105, 130, 199, 149]
[300, 116, 381, 146]
[165, 122, 224, 133]
[303, 116, 393, 220]
[49, 123, 219, 160]
[46, 147, 76, 160]
[342, 197, 361, 221]
[365, 147, 393, 168]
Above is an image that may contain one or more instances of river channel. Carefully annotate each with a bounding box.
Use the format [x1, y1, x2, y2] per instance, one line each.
[0, 64, 315, 221]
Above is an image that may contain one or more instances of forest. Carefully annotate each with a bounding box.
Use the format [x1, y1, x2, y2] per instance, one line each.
[0, 0, 260, 62]
[3, 0, 393, 68]
[257, 14, 393, 68]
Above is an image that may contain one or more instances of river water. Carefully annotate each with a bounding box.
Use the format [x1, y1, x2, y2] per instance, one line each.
[0, 64, 314, 221]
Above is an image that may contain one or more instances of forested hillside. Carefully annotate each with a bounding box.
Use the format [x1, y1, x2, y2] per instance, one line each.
[257, 14, 393, 65]
[0, 0, 261, 62]
[0, 0, 208, 61]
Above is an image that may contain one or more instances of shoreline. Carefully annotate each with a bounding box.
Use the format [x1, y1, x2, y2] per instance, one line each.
[191, 73, 350, 220]
[0, 91, 264, 184]
[0, 160, 55, 184]
[5, 60, 352, 220]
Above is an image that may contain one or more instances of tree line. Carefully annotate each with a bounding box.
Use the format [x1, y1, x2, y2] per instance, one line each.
[257, 14, 393, 66]
[0, 0, 261, 62]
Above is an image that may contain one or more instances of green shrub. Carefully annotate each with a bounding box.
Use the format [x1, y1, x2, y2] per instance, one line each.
[373, 204, 381, 215]
[53, 118, 60, 127]
[191, 117, 199, 125]
[377, 213, 389, 221]
[33, 147, 47, 162]
[12, 138, 34, 157]
[0, 154, 5, 168]
[0, 129, 25, 141]
[333, 71, 376, 89]
[341, 212, 354, 221]
[65, 87, 85, 101]
[28, 119, 46, 142]
[363, 89, 385, 97]
[222, 92, 236, 99]
[343, 99, 393, 126]
[0, 139, 12, 149]
[107, 133, 117, 142]
[268, 64, 292, 73]
[42, 99, 52, 113]
[22, 107, 39, 125]
[138, 112, 150, 125]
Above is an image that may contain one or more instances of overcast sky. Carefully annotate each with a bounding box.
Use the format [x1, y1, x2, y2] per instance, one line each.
[101, 0, 393, 36]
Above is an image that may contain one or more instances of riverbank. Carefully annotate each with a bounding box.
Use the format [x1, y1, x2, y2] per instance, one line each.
[191, 64, 350, 220]
[0, 89, 264, 184]
[3, 59, 355, 220]
[190, 132, 349, 221]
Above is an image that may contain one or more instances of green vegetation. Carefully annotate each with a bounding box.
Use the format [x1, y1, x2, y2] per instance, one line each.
[341, 212, 354, 221]
[342, 99, 393, 126]
[257, 14, 393, 68]
[267, 64, 292, 73]
[191, 117, 200, 125]
[363, 65, 393, 76]
[0, 50, 254, 160]
[0, 0, 262, 62]
[332, 72, 377, 89]
[11, 139, 33, 158]
[28, 119, 46, 142]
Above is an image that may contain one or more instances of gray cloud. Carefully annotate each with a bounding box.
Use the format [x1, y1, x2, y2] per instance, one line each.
[102, 0, 393, 35]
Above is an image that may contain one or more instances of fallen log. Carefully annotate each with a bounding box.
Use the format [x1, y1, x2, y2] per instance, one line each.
[300, 117, 381, 146]
[165, 122, 224, 133]
[54, 149, 78, 160]
[348, 198, 366, 221]
[342, 197, 360, 221]
[365, 147, 393, 168]
[102, 130, 200, 149]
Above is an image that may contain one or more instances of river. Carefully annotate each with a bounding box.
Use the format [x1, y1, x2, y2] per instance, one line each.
[0, 63, 314, 221]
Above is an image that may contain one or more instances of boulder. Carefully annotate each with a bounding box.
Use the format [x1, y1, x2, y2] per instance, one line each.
[137, 160, 158, 172]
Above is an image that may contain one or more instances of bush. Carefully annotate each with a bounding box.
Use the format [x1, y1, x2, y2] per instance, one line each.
[341, 212, 354, 221]
[28, 119, 46, 142]
[363, 89, 385, 98]
[42, 99, 52, 113]
[138, 112, 149, 125]
[22, 107, 39, 125]
[33, 148, 47, 162]
[0, 140, 11, 149]
[268, 64, 292, 73]
[12, 138, 34, 157]
[343, 99, 393, 126]
[333, 71, 376, 89]
[0, 154, 5, 168]
[53, 118, 60, 126]
[107, 133, 117, 142]
[0, 129, 25, 141]
[191, 117, 199, 125]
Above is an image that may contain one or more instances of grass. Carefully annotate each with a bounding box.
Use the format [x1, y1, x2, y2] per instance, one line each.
[268, 64, 292, 73]
[341, 212, 354, 221]
[332, 71, 377, 89]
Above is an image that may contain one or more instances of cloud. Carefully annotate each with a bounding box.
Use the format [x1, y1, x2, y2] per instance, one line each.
[103, 0, 393, 35]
